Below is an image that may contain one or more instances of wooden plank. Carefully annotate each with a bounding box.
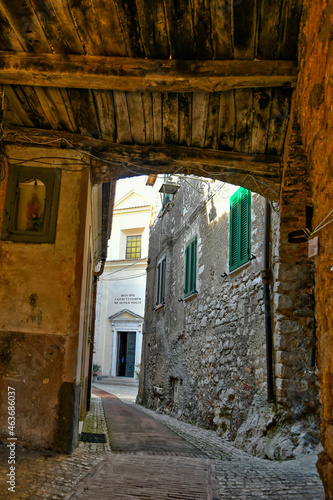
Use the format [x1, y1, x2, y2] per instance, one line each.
[210, 0, 233, 59]
[30, 0, 83, 54]
[4, 126, 280, 191]
[178, 92, 192, 147]
[4, 85, 34, 127]
[12, 86, 50, 129]
[193, 0, 213, 59]
[89, 0, 128, 56]
[266, 88, 291, 156]
[0, 52, 298, 92]
[204, 93, 220, 149]
[234, 89, 254, 153]
[5, 123, 281, 197]
[257, 0, 283, 59]
[251, 88, 272, 154]
[163, 0, 195, 59]
[93, 90, 116, 142]
[113, 0, 145, 58]
[135, 0, 169, 58]
[142, 93, 153, 145]
[113, 90, 132, 143]
[152, 93, 162, 144]
[65, 0, 105, 55]
[162, 93, 178, 144]
[277, 0, 303, 59]
[0, 1, 51, 52]
[191, 92, 209, 148]
[34, 87, 78, 131]
[126, 91, 146, 145]
[59, 89, 80, 132]
[233, 0, 257, 60]
[0, 8, 22, 51]
[67, 88, 101, 138]
[218, 90, 235, 151]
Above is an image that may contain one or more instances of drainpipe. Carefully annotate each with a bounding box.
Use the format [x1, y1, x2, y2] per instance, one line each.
[262, 200, 275, 403]
[87, 260, 106, 411]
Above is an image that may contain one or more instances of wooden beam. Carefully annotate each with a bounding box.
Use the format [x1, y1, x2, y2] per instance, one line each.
[0, 51, 297, 92]
[4, 125, 281, 200]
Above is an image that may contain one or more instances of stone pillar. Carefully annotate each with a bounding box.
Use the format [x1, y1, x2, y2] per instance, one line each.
[0, 147, 91, 453]
[293, 1, 333, 495]
[273, 115, 319, 423]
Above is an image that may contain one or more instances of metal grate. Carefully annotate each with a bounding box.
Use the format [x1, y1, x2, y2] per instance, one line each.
[80, 432, 106, 443]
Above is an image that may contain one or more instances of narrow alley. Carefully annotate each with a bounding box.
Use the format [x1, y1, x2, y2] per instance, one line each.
[0, 381, 325, 499]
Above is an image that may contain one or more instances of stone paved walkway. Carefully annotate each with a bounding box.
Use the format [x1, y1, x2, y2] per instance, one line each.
[0, 380, 326, 499]
[94, 382, 325, 500]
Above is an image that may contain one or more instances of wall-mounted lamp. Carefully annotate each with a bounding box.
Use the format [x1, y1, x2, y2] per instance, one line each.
[159, 180, 180, 209]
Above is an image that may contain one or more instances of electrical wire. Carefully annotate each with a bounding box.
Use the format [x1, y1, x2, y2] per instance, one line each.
[150, 179, 226, 267]
[4, 153, 89, 171]
[102, 272, 147, 281]
[103, 257, 148, 277]
[312, 209, 333, 236]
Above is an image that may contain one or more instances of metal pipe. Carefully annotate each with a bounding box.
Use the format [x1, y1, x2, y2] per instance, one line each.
[263, 200, 275, 403]
[87, 259, 106, 410]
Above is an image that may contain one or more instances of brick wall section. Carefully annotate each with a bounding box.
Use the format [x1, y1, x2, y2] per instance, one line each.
[294, 0, 333, 495]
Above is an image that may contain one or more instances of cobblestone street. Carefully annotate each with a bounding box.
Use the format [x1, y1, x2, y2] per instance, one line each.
[0, 381, 325, 499]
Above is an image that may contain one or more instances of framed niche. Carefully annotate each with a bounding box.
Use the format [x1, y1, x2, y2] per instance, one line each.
[1, 166, 61, 243]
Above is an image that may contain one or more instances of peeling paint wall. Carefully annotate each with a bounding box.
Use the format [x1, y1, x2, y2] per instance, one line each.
[0, 146, 94, 452]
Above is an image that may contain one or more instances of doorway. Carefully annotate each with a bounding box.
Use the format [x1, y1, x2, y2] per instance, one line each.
[117, 332, 136, 377]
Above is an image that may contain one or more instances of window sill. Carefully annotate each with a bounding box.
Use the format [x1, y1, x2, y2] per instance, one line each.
[228, 260, 251, 277]
[184, 291, 198, 302]
[155, 303, 165, 312]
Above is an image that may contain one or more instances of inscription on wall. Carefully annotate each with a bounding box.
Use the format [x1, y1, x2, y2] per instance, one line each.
[114, 294, 142, 306]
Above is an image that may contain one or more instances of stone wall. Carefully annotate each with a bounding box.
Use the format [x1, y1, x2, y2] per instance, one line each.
[139, 176, 320, 459]
[294, 0, 333, 495]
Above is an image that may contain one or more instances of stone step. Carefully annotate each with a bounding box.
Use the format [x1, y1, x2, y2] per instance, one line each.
[96, 377, 139, 387]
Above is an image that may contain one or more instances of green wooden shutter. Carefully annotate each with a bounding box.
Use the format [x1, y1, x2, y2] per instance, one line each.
[184, 246, 190, 296]
[156, 256, 166, 305]
[190, 237, 197, 292]
[229, 188, 251, 271]
[239, 189, 251, 266]
[184, 236, 197, 297]
[156, 262, 161, 305]
[161, 257, 166, 303]
[230, 192, 239, 270]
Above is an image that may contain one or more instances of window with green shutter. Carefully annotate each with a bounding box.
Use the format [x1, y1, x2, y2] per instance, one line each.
[184, 236, 197, 297]
[229, 188, 251, 272]
[156, 255, 166, 306]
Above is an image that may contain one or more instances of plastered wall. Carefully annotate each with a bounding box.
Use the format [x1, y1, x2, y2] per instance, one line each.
[0, 146, 92, 452]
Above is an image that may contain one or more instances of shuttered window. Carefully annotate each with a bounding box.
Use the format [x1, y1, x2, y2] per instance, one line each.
[156, 256, 166, 306]
[184, 236, 197, 297]
[229, 188, 251, 271]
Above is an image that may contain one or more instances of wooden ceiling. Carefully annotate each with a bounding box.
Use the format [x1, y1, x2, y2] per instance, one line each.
[0, 0, 303, 200]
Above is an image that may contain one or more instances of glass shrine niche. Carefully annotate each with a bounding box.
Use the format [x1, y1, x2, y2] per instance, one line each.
[1, 166, 61, 243]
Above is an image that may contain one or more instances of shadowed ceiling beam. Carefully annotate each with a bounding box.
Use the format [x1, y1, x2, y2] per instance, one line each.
[0, 52, 297, 92]
[4, 126, 281, 200]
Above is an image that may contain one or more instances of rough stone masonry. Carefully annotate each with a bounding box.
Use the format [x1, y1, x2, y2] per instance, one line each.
[138, 176, 320, 461]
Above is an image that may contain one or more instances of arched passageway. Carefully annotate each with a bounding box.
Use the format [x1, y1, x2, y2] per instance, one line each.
[0, 1, 332, 496]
